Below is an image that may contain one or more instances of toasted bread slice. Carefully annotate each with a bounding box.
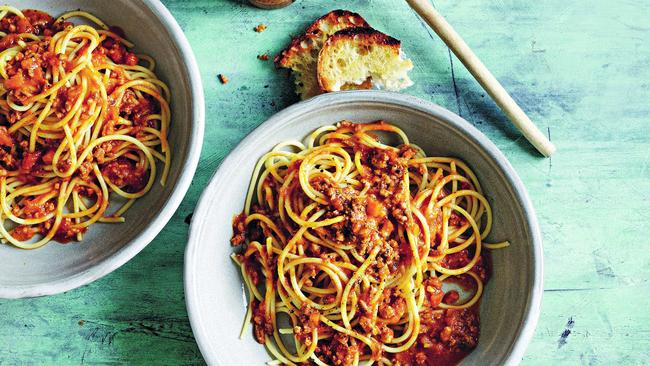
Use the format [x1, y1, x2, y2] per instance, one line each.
[317, 27, 413, 92]
[274, 10, 370, 99]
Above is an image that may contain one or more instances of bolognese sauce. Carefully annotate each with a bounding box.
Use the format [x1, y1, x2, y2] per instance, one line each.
[0, 7, 171, 248]
[230, 121, 508, 365]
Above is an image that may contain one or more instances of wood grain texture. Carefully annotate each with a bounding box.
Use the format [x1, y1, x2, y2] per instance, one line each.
[1, 0, 648, 365]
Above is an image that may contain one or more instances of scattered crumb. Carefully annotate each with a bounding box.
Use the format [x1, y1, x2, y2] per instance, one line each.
[218, 74, 229, 84]
[78, 320, 85, 326]
[257, 54, 269, 61]
[254, 23, 267, 33]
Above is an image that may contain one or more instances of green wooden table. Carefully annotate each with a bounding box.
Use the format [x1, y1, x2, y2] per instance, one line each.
[2, 0, 649, 364]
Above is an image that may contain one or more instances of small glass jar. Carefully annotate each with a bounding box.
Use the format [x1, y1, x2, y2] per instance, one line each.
[249, 0, 294, 9]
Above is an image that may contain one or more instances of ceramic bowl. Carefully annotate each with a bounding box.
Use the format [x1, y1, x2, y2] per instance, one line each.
[185, 91, 542, 365]
[0, 0, 204, 298]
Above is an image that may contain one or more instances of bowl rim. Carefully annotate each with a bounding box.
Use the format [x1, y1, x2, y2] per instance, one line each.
[0, 0, 205, 299]
[185, 90, 543, 365]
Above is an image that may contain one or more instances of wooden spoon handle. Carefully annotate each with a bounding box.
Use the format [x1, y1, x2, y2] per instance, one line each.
[406, 0, 556, 157]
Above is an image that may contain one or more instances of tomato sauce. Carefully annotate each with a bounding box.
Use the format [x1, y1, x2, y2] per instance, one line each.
[232, 121, 494, 366]
[0, 9, 153, 243]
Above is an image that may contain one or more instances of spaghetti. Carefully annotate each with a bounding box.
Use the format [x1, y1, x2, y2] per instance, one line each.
[230, 121, 509, 366]
[0, 7, 170, 249]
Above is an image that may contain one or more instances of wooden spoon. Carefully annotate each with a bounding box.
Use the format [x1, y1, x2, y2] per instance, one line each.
[406, 0, 556, 157]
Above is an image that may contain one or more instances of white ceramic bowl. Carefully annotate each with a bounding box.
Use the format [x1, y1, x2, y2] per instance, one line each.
[0, 0, 204, 298]
[185, 91, 542, 365]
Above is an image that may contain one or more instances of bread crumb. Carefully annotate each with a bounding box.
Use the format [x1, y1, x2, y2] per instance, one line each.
[257, 54, 269, 61]
[218, 74, 229, 84]
[254, 23, 267, 32]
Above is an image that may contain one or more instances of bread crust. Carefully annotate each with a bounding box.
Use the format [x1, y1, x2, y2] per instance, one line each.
[323, 27, 401, 48]
[274, 33, 315, 68]
[305, 9, 370, 35]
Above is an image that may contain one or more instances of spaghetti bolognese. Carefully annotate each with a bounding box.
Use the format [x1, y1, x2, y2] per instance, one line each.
[230, 121, 508, 365]
[0, 7, 170, 249]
